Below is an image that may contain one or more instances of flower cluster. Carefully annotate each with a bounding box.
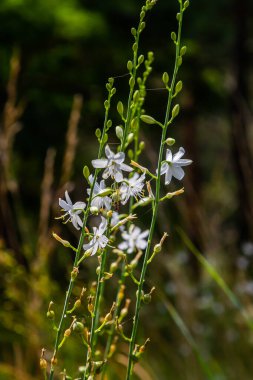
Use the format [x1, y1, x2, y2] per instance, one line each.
[58, 144, 191, 256]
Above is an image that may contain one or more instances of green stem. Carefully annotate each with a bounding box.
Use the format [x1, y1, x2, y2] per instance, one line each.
[49, 85, 113, 380]
[82, 231, 110, 380]
[125, 3, 184, 379]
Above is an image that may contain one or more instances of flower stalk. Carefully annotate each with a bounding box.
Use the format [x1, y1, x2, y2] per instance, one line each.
[125, 1, 188, 378]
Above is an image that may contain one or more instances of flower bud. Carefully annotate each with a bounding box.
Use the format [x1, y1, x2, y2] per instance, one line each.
[140, 115, 156, 124]
[52, 232, 71, 248]
[116, 126, 123, 140]
[154, 244, 161, 253]
[83, 165, 90, 180]
[117, 101, 124, 116]
[175, 80, 183, 93]
[127, 133, 134, 144]
[139, 141, 145, 150]
[181, 46, 187, 56]
[171, 104, 180, 119]
[90, 206, 99, 215]
[171, 31, 177, 42]
[162, 72, 169, 85]
[127, 60, 133, 71]
[95, 128, 101, 138]
[165, 137, 175, 146]
[47, 310, 55, 319]
[96, 266, 101, 275]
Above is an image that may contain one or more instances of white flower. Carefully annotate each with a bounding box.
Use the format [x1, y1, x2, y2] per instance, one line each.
[83, 216, 109, 256]
[160, 147, 192, 185]
[119, 173, 146, 205]
[118, 225, 149, 254]
[87, 175, 112, 210]
[59, 191, 86, 230]
[92, 144, 133, 182]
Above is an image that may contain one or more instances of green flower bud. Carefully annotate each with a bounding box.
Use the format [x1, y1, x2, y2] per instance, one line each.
[175, 80, 183, 93]
[180, 46, 187, 56]
[96, 266, 101, 275]
[172, 104, 180, 119]
[116, 126, 123, 140]
[154, 244, 161, 253]
[107, 119, 112, 129]
[128, 149, 134, 159]
[184, 0, 190, 9]
[138, 55, 144, 64]
[127, 133, 134, 144]
[171, 31, 177, 42]
[162, 72, 169, 85]
[165, 138, 176, 146]
[46, 310, 55, 319]
[117, 101, 124, 116]
[140, 115, 156, 124]
[83, 165, 90, 180]
[127, 60, 133, 71]
[131, 27, 137, 36]
[95, 128, 101, 138]
[129, 77, 135, 88]
[139, 141, 145, 150]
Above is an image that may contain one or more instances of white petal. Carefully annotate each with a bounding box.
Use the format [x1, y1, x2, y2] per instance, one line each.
[72, 215, 80, 230]
[76, 215, 84, 228]
[59, 199, 71, 211]
[166, 149, 173, 162]
[91, 242, 99, 256]
[115, 171, 123, 182]
[165, 168, 173, 185]
[73, 201, 86, 210]
[172, 166, 185, 180]
[118, 241, 128, 250]
[65, 191, 72, 206]
[160, 162, 168, 175]
[105, 144, 113, 159]
[176, 159, 193, 167]
[139, 230, 149, 239]
[137, 239, 148, 250]
[92, 158, 108, 168]
[173, 147, 185, 162]
[114, 152, 125, 163]
[120, 163, 133, 172]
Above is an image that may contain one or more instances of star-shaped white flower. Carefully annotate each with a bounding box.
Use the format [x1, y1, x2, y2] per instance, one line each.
[92, 145, 133, 182]
[118, 225, 149, 254]
[83, 216, 109, 256]
[59, 191, 86, 230]
[160, 147, 192, 185]
[119, 173, 145, 205]
[87, 175, 112, 210]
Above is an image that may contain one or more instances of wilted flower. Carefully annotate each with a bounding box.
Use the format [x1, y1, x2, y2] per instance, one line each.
[160, 147, 192, 185]
[118, 225, 149, 254]
[87, 175, 112, 210]
[120, 173, 145, 205]
[83, 216, 109, 256]
[92, 144, 132, 182]
[59, 191, 86, 230]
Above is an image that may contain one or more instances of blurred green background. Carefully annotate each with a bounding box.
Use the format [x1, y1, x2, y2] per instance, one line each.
[1, 0, 253, 379]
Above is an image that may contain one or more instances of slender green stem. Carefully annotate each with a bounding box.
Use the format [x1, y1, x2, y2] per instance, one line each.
[48, 85, 114, 380]
[125, 3, 185, 379]
[82, 226, 111, 380]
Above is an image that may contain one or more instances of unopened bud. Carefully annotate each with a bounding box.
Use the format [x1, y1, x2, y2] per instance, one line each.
[171, 104, 180, 119]
[127, 133, 134, 144]
[140, 115, 156, 125]
[116, 126, 123, 140]
[117, 101, 124, 116]
[47, 310, 55, 319]
[90, 206, 99, 215]
[165, 137, 175, 146]
[162, 72, 169, 85]
[127, 60, 133, 71]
